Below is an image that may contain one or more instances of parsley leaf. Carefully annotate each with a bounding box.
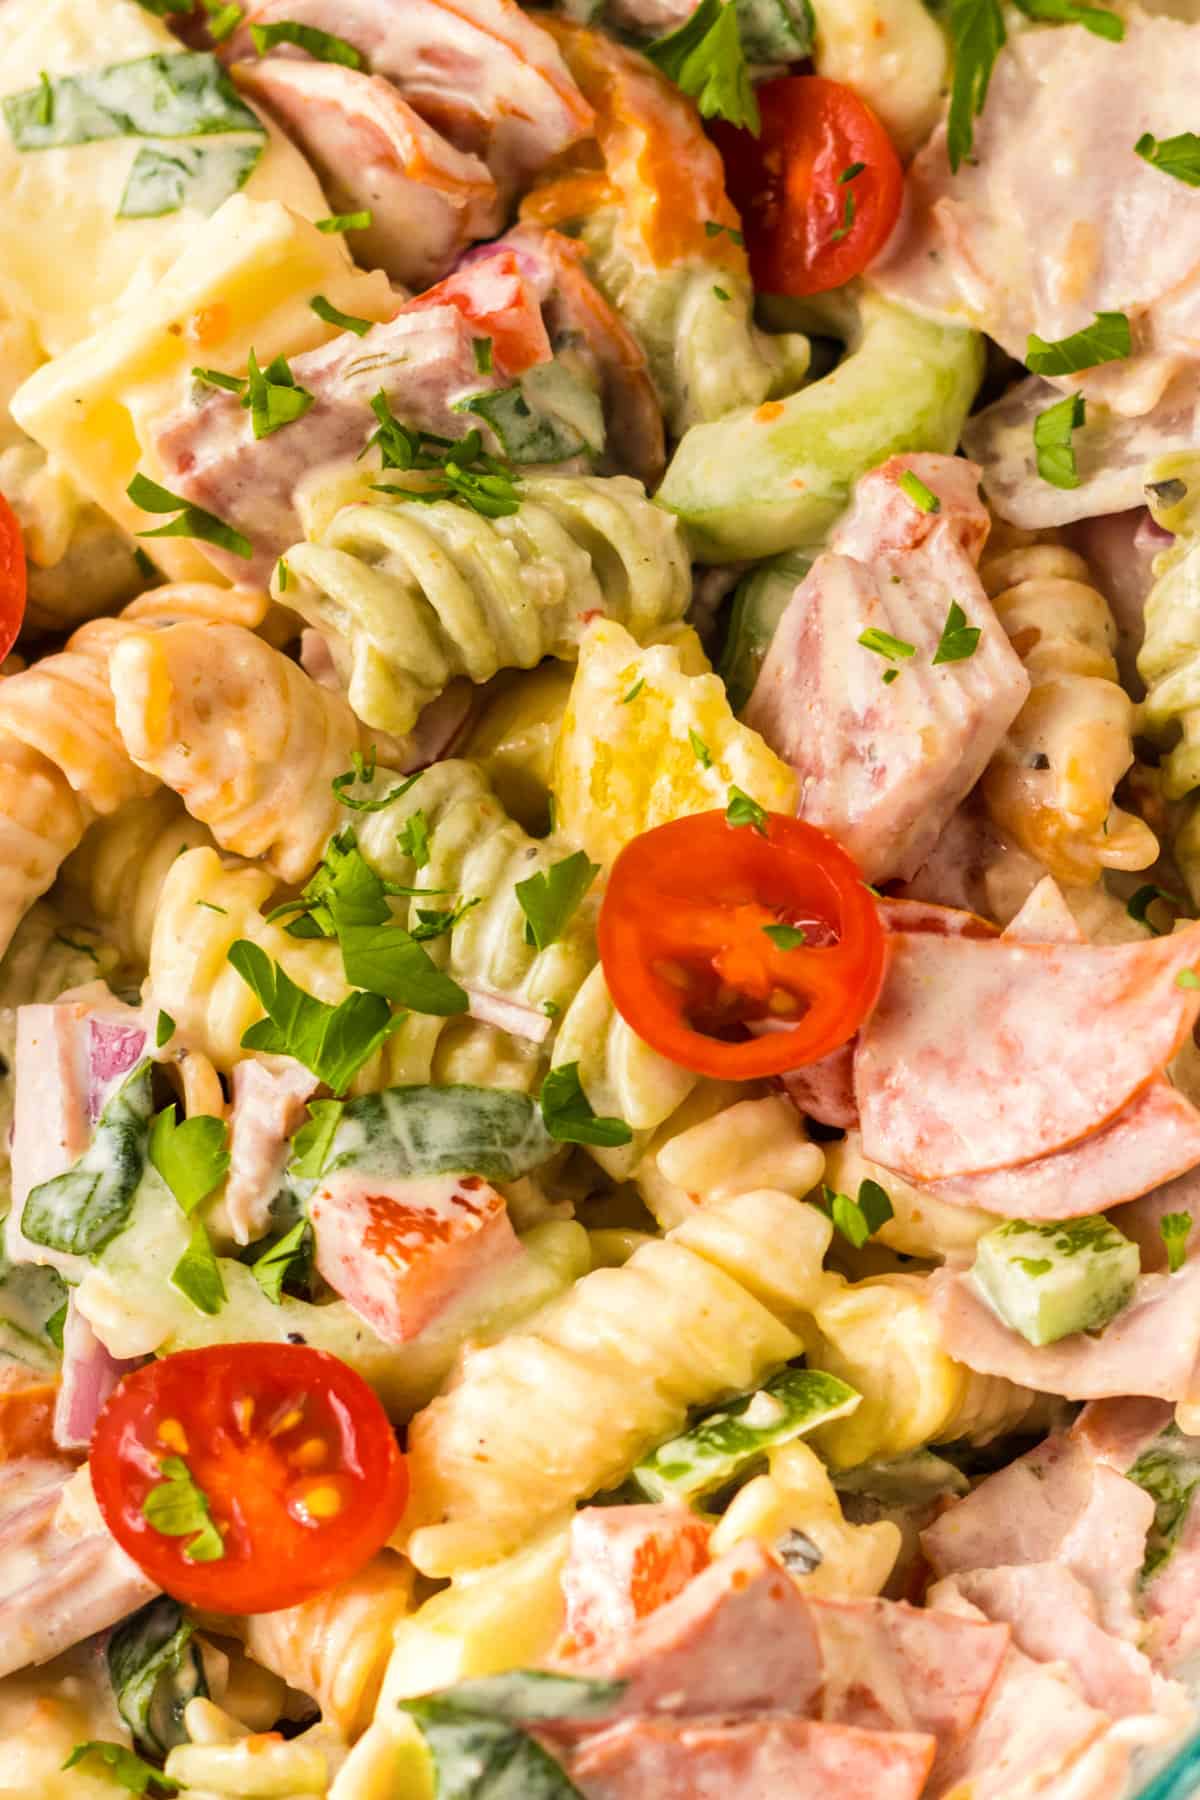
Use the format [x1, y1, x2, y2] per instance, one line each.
[946, 0, 1006, 173]
[1161, 1212, 1193, 1275]
[170, 1217, 226, 1315]
[251, 1219, 313, 1304]
[241, 348, 314, 439]
[398, 809, 431, 869]
[310, 293, 372, 336]
[829, 189, 856, 243]
[689, 728, 714, 768]
[472, 336, 494, 374]
[149, 1106, 229, 1215]
[250, 21, 361, 65]
[646, 0, 760, 133]
[898, 469, 941, 513]
[622, 678, 645, 704]
[338, 922, 469, 1014]
[1026, 311, 1131, 376]
[1177, 969, 1200, 991]
[932, 600, 981, 664]
[288, 1100, 344, 1180]
[62, 1743, 177, 1795]
[192, 365, 244, 394]
[1135, 131, 1200, 188]
[813, 1178, 894, 1249]
[143, 1456, 224, 1562]
[316, 208, 373, 232]
[1034, 391, 1086, 489]
[1126, 884, 1184, 934]
[763, 923, 807, 949]
[46, 1300, 67, 1349]
[858, 626, 916, 662]
[1011, 0, 1123, 34]
[126, 472, 251, 560]
[726, 786, 768, 835]
[540, 1063, 633, 1147]
[516, 851, 600, 952]
[332, 749, 421, 814]
[228, 940, 402, 1093]
[202, 0, 243, 43]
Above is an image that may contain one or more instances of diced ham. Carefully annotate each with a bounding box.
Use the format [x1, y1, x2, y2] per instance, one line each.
[52, 1296, 139, 1453]
[229, 0, 594, 199]
[234, 59, 502, 290]
[1071, 1396, 1176, 1472]
[403, 254, 553, 380]
[780, 1041, 859, 1131]
[897, 790, 1047, 927]
[462, 984, 553, 1043]
[1064, 508, 1164, 694]
[854, 922, 1200, 1181]
[923, 1433, 1153, 1641]
[744, 456, 1028, 883]
[568, 1716, 937, 1800]
[309, 1171, 523, 1345]
[873, 13, 1200, 419]
[224, 1061, 319, 1247]
[0, 1460, 158, 1679]
[559, 1505, 712, 1656]
[930, 1258, 1200, 1407]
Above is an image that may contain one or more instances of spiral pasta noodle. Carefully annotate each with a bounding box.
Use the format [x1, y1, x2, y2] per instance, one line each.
[402, 1187, 833, 1575]
[60, 790, 215, 970]
[980, 529, 1158, 884]
[280, 473, 691, 736]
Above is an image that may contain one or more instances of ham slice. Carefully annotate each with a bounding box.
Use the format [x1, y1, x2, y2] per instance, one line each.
[744, 455, 1029, 883]
[559, 1505, 712, 1656]
[855, 922, 1200, 1181]
[872, 13, 1200, 419]
[234, 59, 502, 289]
[224, 1060, 319, 1247]
[52, 1297, 139, 1453]
[568, 1716, 937, 1800]
[309, 1170, 524, 1345]
[930, 1258, 1200, 1406]
[229, 0, 594, 199]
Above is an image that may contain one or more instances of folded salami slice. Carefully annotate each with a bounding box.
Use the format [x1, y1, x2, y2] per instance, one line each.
[856, 924, 1200, 1181]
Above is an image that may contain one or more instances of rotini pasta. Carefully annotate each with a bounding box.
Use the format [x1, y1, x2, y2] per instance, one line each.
[280, 473, 691, 736]
[981, 528, 1159, 884]
[402, 1188, 832, 1574]
[1, 442, 146, 639]
[635, 1092, 823, 1229]
[164, 1699, 333, 1797]
[60, 791, 215, 970]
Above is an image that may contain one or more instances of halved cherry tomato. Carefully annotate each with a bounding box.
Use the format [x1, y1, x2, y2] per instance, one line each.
[710, 76, 904, 296]
[91, 1344, 408, 1614]
[598, 810, 887, 1080]
[0, 492, 27, 663]
[403, 249, 550, 378]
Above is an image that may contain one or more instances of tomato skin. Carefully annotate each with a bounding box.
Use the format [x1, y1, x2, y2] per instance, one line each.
[598, 811, 887, 1080]
[91, 1344, 408, 1614]
[0, 492, 27, 664]
[711, 76, 904, 296]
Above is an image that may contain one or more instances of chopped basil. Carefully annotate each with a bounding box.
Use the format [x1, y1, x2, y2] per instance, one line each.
[932, 599, 981, 664]
[398, 809, 431, 869]
[1034, 391, 1086, 489]
[1177, 969, 1200, 991]
[830, 190, 855, 243]
[242, 348, 314, 439]
[310, 294, 372, 336]
[22, 1061, 153, 1256]
[203, 1, 244, 43]
[171, 1217, 226, 1315]
[946, 0, 1005, 172]
[117, 140, 261, 218]
[228, 939, 403, 1093]
[704, 218, 745, 246]
[622, 678, 645, 704]
[472, 336, 494, 375]
[126, 472, 251, 560]
[149, 1105, 229, 1216]
[1012, 0, 1123, 35]
[713, 285, 730, 301]
[287, 1085, 557, 1189]
[1127, 1434, 1200, 1582]
[812, 1177, 894, 1249]
[516, 851, 599, 952]
[62, 1743, 176, 1795]
[1135, 131, 1200, 187]
[316, 208, 374, 233]
[276, 558, 290, 591]
[1126, 884, 1183, 934]
[250, 20, 363, 66]
[763, 923, 807, 949]
[898, 469, 940, 513]
[192, 366, 245, 395]
[540, 1063, 633, 1148]
[339, 921, 469, 1015]
[251, 1218, 313, 1305]
[858, 626, 916, 662]
[882, 667, 900, 685]
[108, 1596, 208, 1758]
[689, 728, 714, 768]
[289, 1100, 344, 1181]
[3, 52, 261, 151]
[647, 0, 759, 132]
[726, 785, 768, 834]
[458, 385, 587, 466]
[1161, 1213, 1193, 1275]
[45, 1300, 68, 1350]
[399, 1675, 623, 1800]
[142, 1455, 224, 1562]
[409, 1671, 623, 1725]
[332, 749, 421, 814]
[1026, 312, 1131, 376]
[368, 392, 522, 518]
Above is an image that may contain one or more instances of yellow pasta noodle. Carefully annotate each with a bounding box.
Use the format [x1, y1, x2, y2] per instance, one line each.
[60, 790, 215, 969]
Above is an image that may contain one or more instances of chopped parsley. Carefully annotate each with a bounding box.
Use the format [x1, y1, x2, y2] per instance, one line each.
[249, 21, 362, 66]
[689, 729, 714, 768]
[763, 923, 807, 949]
[192, 365, 245, 394]
[317, 208, 374, 232]
[516, 851, 600, 952]
[726, 786, 768, 835]
[813, 1178, 894, 1249]
[898, 469, 941, 513]
[1026, 312, 1131, 376]
[242, 348, 314, 439]
[170, 1217, 226, 1316]
[126, 472, 251, 560]
[622, 678, 645, 704]
[228, 940, 404, 1092]
[858, 626, 916, 662]
[945, 0, 1006, 173]
[149, 1105, 229, 1215]
[1012, 0, 1123, 35]
[646, 0, 760, 133]
[1161, 1212, 1193, 1275]
[539, 1062, 633, 1147]
[472, 336, 494, 374]
[1177, 969, 1200, 991]
[704, 218, 745, 246]
[155, 1010, 176, 1048]
[1135, 131, 1200, 188]
[397, 809, 431, 869]
[309, 294, 372, 336]
[1034, 391, 1086, 489]
[251, 1219, 314, 1304]
[143, 1455, 224, 1562]
[367, 392, 521, 519]
[932, 599, 981, 664]
[830, 190, 855, 244]
[332, 748, 421, 813]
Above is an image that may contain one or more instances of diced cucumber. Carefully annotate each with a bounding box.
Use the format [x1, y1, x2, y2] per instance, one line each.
[633, 1365, 859, 1504]
[971, 1215, 1139, 1347]
[1126, 1429, 1200, 1583]
[719, 551, 813, 714]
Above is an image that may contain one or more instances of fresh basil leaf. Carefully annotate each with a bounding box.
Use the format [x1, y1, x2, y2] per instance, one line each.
[1026, 311, 1131, 376]
[946, 0, 1005, 173]
[1128, 1433, 1200, 1582]
[290, 1086, 557, 1191]
[400, 1700, 583, 1800]
[142, 1456, 224, 1562]
[1034, 390, 1086, 489]
[108, 1597, 207, 1759]
[45, 1299, 68, 1350]
[932, 599, 981, 664]
[62, 1743, 176, 1795]
[418, 1672, 625, 1725]
[250, 1219, 314, 1305]
[726, 786, 768, 834]
[646, 0, 760, 133]
[310, 293, 372, 336]
[22, 1062, 153, 1256]
[338, 921, 469, 1015]
[149, 1106, 229, 1216]
[3, 52, 261, 150]
[170, 1218, 226, 1315]
[288, 1100, 345, 1180]
[458, 386, 586, 466]
[1011, 0, 1123, 35]
[155, 1011, 176, 1048]
[1136, 130, 1200, 187]
[250, 20, 362, 65]
[1161, 1212, 1193, 1275]
[540, 1063, 632, 1148]
[127, 472, 251, 560]
[516, 851, 599, 953]
[117, 140, 261, 219]
[898, 469, 940, 513]
[229, 939, 403, 1093]
[241, 348, 314, 439]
